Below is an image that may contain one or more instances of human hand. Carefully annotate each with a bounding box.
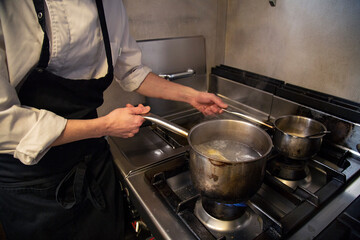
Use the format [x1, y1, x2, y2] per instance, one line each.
[103, 104, 151, 138]
[189, 92, 228, 115]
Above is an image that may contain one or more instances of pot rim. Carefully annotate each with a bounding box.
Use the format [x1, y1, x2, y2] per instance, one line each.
[274, 115, 327, 139]
[187, 119, 273, 164]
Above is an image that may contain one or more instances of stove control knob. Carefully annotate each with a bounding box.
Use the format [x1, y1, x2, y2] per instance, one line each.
[124, 187, 130, 197]
[123, 187, 133, 206]
[135, 220, 148, 233]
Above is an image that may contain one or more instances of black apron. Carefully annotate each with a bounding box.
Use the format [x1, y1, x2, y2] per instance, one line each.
[0, 0, 124, 239]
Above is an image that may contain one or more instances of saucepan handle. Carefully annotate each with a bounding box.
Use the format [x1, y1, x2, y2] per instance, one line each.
[222, 109, 274, 129]
[143, 113, 189, 137]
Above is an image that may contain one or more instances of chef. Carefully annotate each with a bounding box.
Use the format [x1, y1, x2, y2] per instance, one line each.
[0, 0, 227, 239]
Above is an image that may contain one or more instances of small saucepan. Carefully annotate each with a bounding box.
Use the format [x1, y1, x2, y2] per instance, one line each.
[223, 109, 330, 160]
[143, 114, 273, 203]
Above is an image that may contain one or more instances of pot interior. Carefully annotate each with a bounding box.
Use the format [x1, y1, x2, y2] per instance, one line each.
[189, 119, 272, 163]
[275, 115, 327, 138]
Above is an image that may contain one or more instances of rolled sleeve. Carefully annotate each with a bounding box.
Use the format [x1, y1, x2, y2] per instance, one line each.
[0, 103, 67, 165]
[14, 109, 67, 165]
[116, 65, 151, 92]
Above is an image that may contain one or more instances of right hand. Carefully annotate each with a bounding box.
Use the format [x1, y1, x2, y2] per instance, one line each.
[103, 104, 150, 138]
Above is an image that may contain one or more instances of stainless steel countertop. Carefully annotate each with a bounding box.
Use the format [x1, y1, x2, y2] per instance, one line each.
[109, 134, 197, 240]
[108, 126, 188, 178]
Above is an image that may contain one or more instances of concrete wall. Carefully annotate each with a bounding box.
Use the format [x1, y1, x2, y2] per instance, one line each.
[123, 0, 227, 74]
[225, 0, 360, 103]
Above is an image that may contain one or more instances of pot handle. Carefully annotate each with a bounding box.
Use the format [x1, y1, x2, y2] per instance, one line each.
[143, 113, 189, 137]
[222, 109, 274, 129]
[304, 130, 331, 138]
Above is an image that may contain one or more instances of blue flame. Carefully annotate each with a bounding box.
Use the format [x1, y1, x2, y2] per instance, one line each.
[215, 202, 247, 207]
[226, 202, 247, 207]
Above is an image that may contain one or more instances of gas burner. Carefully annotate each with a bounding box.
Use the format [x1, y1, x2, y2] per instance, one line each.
[194, 199, 262, 239]
[267, 157, 310, 181]
[201, 197, 246, 220]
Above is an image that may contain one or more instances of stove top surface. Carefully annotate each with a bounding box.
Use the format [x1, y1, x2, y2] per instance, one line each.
[143, 140, 360, 239]
[109, 99, 360, 240]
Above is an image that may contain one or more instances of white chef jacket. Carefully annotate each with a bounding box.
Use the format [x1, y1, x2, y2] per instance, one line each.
[0, 0, 151, 165]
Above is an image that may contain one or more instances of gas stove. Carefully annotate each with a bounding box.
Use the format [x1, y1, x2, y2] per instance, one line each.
[104, 37, 360, 240]
[131, 107, 359, 240]
[110, 103, 360, 240]
[141, 136, 360, 239]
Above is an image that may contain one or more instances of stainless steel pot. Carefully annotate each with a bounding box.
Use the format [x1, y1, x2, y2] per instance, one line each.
[143, 114, 273, 203]
[273, 115, 328, 160]
[223, 110, 329, 160]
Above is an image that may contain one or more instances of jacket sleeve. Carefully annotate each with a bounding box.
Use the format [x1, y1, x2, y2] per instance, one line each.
[112, 0, 152, 92]
[0, 22, 67, 166]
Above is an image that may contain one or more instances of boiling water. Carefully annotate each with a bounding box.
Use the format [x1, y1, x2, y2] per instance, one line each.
[194, 139, 261, 162]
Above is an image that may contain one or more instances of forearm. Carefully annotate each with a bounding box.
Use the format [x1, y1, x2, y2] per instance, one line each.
[51, 105, 150, 146]
[136, 72, 198, 104]
[51, 118, 107, 146]
[135, 72, 227, 115]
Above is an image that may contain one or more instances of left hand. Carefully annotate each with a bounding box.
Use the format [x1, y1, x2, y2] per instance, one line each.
[189, 92, 228, 115]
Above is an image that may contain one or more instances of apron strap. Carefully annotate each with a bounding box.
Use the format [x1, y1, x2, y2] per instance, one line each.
[95, 0, 114, 75]
[32, 0, 50, 68]
[55, 155, 106, 210]
[86, 174, 106, 210]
